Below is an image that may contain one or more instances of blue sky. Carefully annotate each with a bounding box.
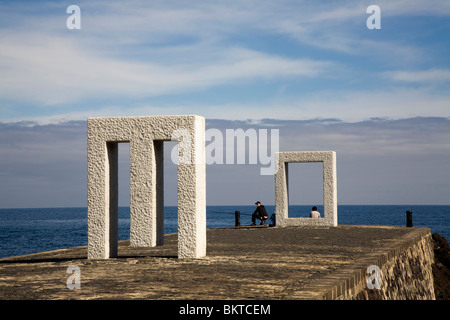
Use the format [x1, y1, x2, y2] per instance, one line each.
[0, 1, 449, 207]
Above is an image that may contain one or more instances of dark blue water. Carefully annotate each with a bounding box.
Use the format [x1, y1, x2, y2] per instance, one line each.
[0, 205, 448, 258]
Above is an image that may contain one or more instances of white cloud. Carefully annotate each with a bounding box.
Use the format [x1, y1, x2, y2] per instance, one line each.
[308, 89, 450, 121]
[382, 69, 450, 83]
[376, 0, 450, 17]
[203, 88, 450, 122]
[6, 86, 448, 126]
[0, 30, 333, 106]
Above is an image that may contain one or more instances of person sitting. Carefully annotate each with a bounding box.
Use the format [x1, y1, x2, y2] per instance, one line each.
[309, 206, 321, 218]
[251, 201, 268, 225]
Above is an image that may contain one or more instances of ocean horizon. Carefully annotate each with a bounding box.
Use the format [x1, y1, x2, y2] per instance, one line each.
[0, 205, 449, 259]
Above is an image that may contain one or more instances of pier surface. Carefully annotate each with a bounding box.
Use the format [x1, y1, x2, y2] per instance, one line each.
[0, 225, 432, 300]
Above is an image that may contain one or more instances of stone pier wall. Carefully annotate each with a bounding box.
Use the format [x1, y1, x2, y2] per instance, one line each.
[339, 230, 435, 300]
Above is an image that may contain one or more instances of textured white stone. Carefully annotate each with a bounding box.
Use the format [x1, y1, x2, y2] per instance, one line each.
[275, 151, 337, 227]
[87, 115, 206, 259]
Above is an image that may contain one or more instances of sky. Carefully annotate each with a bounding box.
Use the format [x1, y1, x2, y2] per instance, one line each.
[0, 0, 449, 208]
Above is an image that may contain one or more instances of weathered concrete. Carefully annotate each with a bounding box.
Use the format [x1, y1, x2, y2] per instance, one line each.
[87, 115, 206, 260]
[352, 229, 435, 300]
[275, 151, 337, 227]
[0, 225, 435, 300]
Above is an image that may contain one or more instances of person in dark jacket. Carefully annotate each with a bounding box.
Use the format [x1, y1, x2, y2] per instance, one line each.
[251, 201, 268, 225]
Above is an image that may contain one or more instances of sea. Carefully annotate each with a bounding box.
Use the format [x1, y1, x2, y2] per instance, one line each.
[0, 205, 449, 259]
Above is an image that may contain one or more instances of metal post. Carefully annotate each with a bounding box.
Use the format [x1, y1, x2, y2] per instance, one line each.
[406, 211, 413, 227]
[235, 211, 240, 227]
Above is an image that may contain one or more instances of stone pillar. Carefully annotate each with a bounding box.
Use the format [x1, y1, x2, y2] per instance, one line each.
[87, 115, 206, 259]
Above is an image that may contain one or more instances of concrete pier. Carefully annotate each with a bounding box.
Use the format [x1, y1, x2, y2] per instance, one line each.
[0, 225, 435, 300]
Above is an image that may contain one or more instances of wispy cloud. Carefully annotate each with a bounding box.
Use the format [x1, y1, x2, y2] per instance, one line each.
[2, 85, 449, 125]
[382, 68, 450, 83]
[0, 32, 333, 105]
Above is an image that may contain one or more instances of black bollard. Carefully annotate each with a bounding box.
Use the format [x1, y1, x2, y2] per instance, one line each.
[235, 211, 240, 227]
[406, 211, 413, 227]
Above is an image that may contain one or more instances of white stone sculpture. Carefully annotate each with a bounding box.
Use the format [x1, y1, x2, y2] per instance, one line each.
[87, 115, 206, 259]
[275, 151, 337, 227]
